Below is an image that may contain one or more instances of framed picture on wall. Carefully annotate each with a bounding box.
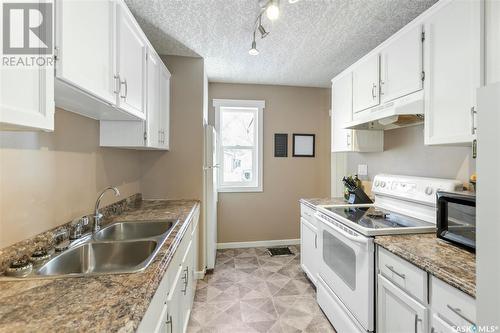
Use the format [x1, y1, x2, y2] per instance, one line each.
[292, 134, 315, 157]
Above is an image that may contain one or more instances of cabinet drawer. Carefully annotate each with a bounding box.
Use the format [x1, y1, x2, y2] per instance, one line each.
[430, 276, 476, 328]
[300, 203, 316, 224]
[378, 247, 427, 303]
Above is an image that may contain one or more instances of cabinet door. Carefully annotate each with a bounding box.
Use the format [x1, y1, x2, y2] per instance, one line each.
[424, 0, 482, 145]
[300, 217, 318, 284]
[146, 50, 160, 147]
[331, 73, 354, 152]
[116, 2, 146, 119]
[167, 265, 183, 333]
[353, 53, 380, 114]
[485, 0, 500, 84]
[55, 0, 116, 105]
[181, 241, 194, 333]
[159, 66, 171, 149]
[381, 24, 424, 103]
[431, 314, 456, 333]
[377, 275, 427, 333]
[0, 2, 54, 131]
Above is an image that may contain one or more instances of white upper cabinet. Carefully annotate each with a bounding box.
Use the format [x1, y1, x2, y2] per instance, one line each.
[116, 1, 147, 119]
[1, 1, 54, 131]
[100, 48, 171, 150]
[55, 0, 116, 105]
[423, 0, 483, 145]
[353, 53, 380, 115]
[380, 24, 424, 103]
[159, 65, 171, 150]
[1, 62, 55, 131]
[331, 72, 383, 153]
[486, 0, 500, 84]
[146, 50, 161, 147]
[332, 72, 354, 152]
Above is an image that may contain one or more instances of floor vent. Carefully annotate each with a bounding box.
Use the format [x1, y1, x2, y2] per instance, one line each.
[267, 247, 294, 256]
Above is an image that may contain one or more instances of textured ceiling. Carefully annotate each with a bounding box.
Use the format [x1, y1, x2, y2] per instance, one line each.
[125, 0, 437, 88]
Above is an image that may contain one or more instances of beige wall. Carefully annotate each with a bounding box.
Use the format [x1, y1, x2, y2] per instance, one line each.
[140, 55, 206, 270]
[0, 109, 142, 248]
[208, 83, 331, 243]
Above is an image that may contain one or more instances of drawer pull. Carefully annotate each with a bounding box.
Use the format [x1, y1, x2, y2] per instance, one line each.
[385, 264, 406, 279]
[165, 314, 173, 333]
[446, 304, 476, 326]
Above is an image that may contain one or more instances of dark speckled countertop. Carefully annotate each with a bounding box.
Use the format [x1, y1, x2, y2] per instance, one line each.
[0, 199, 199, 333]
[375, 234, 476, 298]
[299, 197, 347, 208]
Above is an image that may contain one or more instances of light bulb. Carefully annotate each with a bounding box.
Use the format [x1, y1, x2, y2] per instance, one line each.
[266, 2, 280, 20]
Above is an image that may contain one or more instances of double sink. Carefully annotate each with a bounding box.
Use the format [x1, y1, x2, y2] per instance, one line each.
[10, 220, 178, 279]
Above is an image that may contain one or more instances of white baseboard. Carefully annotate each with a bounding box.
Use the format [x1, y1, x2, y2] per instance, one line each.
[195, 269, 206, 280]
[217, 238, 300, 250]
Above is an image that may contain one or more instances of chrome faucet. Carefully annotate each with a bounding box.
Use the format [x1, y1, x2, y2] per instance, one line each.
[93, 186, 120, 233]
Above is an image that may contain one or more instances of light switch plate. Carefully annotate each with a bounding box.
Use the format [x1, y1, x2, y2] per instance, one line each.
[358, 164, 368, 176]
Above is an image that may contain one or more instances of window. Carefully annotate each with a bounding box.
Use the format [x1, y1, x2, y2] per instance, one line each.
[214, 99, 265, 192]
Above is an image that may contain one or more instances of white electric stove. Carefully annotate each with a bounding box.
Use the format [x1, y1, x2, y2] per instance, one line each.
[314, 174, 463, 333]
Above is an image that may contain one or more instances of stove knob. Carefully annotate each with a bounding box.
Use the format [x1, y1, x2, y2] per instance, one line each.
[380, 181, 386, 188]
[374, 181, 380, 187]
[425, 186, 434, 195]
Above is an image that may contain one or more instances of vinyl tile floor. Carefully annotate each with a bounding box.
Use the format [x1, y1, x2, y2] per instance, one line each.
[187, 246, 337, 333]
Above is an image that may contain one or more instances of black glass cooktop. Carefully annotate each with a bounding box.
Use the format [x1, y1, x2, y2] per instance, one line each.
[324, 206, 433, 229]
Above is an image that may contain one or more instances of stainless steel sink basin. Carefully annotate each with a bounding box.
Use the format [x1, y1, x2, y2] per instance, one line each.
[0, 219, 178, 280]
[37, 240, 158, 276]
[94, 220, 176, 241]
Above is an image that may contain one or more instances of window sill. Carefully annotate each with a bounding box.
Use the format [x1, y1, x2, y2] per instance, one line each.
[218, 186, 263, 193]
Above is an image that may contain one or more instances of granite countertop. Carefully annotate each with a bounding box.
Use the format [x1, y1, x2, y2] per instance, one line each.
[0, 199, 200, 332]
[299, 197, 347, 208]
[375, 234, 476, 298]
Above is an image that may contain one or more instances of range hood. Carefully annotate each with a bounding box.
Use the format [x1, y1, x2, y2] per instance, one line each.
[345, 90, 424, 130]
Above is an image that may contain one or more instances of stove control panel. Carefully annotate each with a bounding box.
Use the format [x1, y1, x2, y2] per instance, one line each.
[372, 174, 463, 205]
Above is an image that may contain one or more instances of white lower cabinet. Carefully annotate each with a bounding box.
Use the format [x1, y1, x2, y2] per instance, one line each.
[300, 217, 318, 285]
[138, 207, 199, 333]
[300, 204, 318, 285]
[378, 275, 427, 333]
[377, 246, 476, 333]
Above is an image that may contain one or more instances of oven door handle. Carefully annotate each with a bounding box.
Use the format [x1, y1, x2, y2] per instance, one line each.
[316, 213, 370, 245]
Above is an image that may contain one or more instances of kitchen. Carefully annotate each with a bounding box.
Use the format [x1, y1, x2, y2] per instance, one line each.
[0, 0, 498, 332]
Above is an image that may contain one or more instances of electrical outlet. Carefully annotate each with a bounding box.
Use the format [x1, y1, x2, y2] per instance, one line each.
[358, 164, 368, 176]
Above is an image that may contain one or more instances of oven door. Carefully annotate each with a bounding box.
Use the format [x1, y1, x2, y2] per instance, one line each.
[316, 212, 375, 331]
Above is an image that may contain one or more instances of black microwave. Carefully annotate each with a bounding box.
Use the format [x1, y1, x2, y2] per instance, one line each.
[436, 191, 476, 251]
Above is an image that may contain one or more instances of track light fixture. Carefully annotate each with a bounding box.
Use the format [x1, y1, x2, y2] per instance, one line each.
[249, 30, 259, 56]
[258, 15, 269, 38]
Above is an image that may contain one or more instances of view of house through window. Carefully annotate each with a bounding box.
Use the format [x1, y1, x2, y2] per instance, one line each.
[214, 99, 264, 192]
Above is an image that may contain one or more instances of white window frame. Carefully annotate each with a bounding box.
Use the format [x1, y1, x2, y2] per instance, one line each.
[213, 99, 265, 193]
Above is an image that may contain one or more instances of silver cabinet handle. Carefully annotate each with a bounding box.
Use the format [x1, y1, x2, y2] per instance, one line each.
[165, 314, 173, 333]
[380, 80, 385, 96]
[181, 266, 189, 295]
[372, 83, 377, 99]
[347, 133, 351, 146]
[470, 106, 477, 135]
[314, 234, 317, 249]
[446, 304, 476, 326]
[385, 264, 406, 279]
[113, 74, 121, 95]
[120, 79, 127, 99]
[414, 314, 422, 333]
